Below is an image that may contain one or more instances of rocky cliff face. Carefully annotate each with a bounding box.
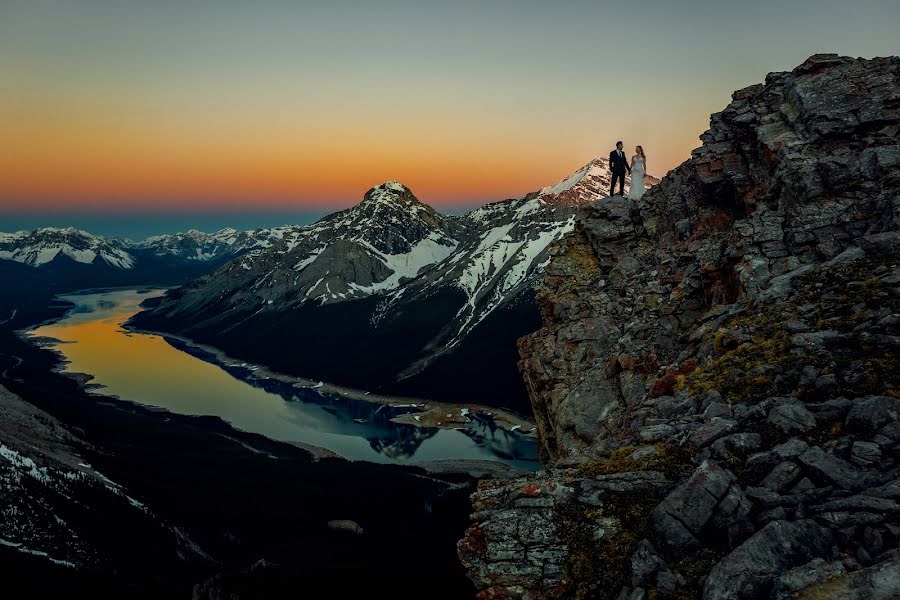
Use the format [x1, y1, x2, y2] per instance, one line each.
[459, 54, 900, 599]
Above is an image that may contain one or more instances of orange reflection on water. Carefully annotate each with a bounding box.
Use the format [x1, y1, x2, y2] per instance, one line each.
[28, 289, 531, 465]
[31, 289, 297, 421]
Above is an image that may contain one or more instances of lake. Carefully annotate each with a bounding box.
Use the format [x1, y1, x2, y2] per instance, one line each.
[30, 289, 538, 468]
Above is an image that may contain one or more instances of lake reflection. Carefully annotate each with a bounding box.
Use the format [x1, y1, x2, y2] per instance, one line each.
[31, 289, 538, 468]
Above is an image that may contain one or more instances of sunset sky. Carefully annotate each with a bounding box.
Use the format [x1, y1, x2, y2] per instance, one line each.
[1, 0, 899, 224]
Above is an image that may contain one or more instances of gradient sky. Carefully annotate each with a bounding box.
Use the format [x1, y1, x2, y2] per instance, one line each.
[1, 0, 898, 217]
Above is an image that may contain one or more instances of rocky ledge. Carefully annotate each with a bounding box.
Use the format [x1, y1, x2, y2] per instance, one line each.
[459, 54, 900, 599]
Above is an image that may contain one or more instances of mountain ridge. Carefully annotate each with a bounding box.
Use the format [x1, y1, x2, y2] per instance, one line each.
[130, 158, 653, 412]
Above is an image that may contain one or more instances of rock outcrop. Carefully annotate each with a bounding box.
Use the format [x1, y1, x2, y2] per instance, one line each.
[460, 54, 900, 599]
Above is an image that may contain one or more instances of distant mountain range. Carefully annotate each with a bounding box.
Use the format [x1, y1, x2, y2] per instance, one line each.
[0, 225, 298, 269]
[1, 227, 136, 269]
[133, 227, 300, 263]
[130, 159, 657, 413]
[0, 224, 309, 293]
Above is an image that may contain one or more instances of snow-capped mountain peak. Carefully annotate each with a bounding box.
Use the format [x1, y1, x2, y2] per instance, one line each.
[363, 181, 414, 203]
[0, 226, 134, 268]
[356, 181, 431, 217]
[537, 157, 660, 207]
[309, 182, 459, 257]
[213, 182, 462, 306]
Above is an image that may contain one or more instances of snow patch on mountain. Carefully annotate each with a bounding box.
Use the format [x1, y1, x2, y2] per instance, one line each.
[292, 246, 328, 272]
[352, 233, 459, 295]
[539, 165, 591, 196]
[496, 217, 575, 300]
[0, 443, 53, 485]
[446, 212, 575, 348]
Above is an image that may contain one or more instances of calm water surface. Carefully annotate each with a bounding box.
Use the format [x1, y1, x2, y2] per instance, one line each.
[31, 289, 538, 468]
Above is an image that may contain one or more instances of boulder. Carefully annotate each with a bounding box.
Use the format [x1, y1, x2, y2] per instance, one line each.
[850, 441, 881, 466]
[846, 396, 900, 432]
[768, 403, 817, 434]
[789, 555, 900, 599]
[630, 539, 663, 587]
[761, 461, 802, 493]
[703, 520, 833, 599]
[653, 461, 735, 550]
[798, 446, 863, 490]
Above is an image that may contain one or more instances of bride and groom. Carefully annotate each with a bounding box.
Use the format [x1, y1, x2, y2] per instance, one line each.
[609, 141, 647, 199]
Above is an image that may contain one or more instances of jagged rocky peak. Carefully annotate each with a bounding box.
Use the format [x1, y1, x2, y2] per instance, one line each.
[460, 54, 900, 599]
[353, 181, 428, 220]
[361, 180, 419, 206]
[34, 226, 103, 241]
[312, 180, 459, 256]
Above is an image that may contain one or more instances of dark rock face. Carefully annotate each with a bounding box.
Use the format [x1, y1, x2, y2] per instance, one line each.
[460, 55, 900, 598]
[777, 554, 900, 599]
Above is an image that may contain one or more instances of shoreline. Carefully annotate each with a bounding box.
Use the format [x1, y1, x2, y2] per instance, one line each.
[30, 285, 537, 436]
[22, 328, 531, 476]
[20, 288, 538, 474]
[125, 324, 539, 438]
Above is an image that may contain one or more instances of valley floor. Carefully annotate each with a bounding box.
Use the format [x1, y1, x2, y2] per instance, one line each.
[0, 292, 487, 598]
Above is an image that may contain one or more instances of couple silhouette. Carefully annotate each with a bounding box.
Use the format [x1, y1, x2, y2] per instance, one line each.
[609, 141, 647, 199]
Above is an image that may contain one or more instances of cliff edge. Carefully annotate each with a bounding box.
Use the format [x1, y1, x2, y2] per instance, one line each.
[459, 54, 900, 599]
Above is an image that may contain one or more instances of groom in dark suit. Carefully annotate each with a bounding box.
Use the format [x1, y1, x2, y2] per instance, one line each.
[609, 141, 631, 196]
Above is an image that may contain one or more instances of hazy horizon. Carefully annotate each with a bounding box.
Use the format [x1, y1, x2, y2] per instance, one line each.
[0, 211, 325, 240]
[0, 202, 481, 239]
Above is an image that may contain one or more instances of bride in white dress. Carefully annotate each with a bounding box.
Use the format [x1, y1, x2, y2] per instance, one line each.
[628, 145, 647, 199]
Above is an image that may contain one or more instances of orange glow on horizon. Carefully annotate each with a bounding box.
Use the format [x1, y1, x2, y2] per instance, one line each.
[3, 1, 897, 215]
[0, 86, 703, 211]
[0, 131, 700, 211]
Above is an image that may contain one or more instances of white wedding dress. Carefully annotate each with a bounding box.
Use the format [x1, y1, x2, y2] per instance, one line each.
[628, 156, 646, 199]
